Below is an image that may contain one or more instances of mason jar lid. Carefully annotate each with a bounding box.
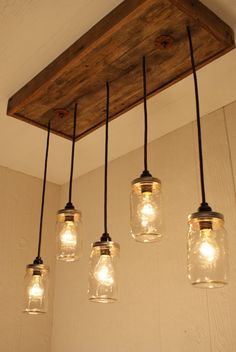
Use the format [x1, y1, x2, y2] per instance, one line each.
[57, 208, 81, 222]
[57, 207, 81, 216]
[26, 263, 49, 272]
[92, 241, 120, 250]
[188, 211, 224, 222]
[131, 175, 161, 186]
[91, 241, 120, 257]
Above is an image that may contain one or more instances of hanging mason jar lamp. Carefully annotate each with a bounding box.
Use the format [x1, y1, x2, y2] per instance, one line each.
[23, 121, 51, 314]
[88, 82, 120, 303]
[130, 56, 163, 243]
[56, 103, 83, 262]
[24, 264, 49, 314]
[186, 26, 228, 288]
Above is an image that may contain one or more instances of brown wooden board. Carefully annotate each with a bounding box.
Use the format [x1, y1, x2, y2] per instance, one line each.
[7, 0, 235, 140]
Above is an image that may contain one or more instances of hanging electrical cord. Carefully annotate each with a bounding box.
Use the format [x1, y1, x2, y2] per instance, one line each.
[55, 103, 83, 262]
[187, 26, 211, 212]
[130, 56, 163, 242]
[143, 56, 148, 173]
[186, 25, 228, 288]
[101, 82, 112, 242]
[34, 120, 51, 264]
[141, 56, 152, 178]
[88, 81, 120, 303]
[23, 121, 51, 314]
[66, 103, 78, 209]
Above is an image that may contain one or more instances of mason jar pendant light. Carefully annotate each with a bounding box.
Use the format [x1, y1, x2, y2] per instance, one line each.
[56, 103, 83, 262]
[186, 26, 228, 288]
[88, 82, 120, 303]
[130, 56, 163, 243]
[23, 121, 51, 314]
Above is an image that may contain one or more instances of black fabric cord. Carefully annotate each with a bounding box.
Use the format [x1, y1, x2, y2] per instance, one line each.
[35, 121, 51, 264]
[100, 82, 111, 242]
[104, 82, 109, 236]
[143, 56, 148, 173]
[187, 26, 211, 212]
[67, 103, 77, 208]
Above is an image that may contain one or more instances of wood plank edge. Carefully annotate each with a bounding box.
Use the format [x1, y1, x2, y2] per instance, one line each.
[9, 43, 234, 142]
[169, 0, 235, 45]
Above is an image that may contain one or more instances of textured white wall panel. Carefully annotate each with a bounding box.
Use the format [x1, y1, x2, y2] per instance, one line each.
[52, 103, 236, 352]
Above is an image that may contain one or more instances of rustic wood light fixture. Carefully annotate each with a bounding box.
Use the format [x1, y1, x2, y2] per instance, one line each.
[7, 0, 234, 140]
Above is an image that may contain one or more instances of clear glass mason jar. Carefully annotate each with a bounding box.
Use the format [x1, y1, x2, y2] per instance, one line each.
[187, 211, 228, 288]
[88, 241, 120, 303]
[130, 176, 163, 242]
[56, 208, 82, 262]
[23, 264, 49, 314]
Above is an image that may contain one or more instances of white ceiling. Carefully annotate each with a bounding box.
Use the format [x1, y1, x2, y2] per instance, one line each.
[0, 0, 236, 185]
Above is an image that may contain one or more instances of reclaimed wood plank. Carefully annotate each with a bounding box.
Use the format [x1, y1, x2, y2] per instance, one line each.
[7, 0, 235, 140]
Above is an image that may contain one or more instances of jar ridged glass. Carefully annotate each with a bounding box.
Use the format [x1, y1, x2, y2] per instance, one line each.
[130, 176, 163, 242]
[23, 264, 49, 314]
[88, 241, 120, 303]
[56, 208, 82, 262]
[187, 211, 228, 288]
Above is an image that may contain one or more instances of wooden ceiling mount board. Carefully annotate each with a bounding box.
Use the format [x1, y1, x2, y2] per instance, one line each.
[7, 0, 235, 140]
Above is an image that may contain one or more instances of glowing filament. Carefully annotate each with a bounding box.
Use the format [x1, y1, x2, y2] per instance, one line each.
[94, 254, 114, 286]
[60, 221, 77, 249]
[199, 228, 219, 264]
[28, 274, 44, 299]
[138, 193, 157, 227]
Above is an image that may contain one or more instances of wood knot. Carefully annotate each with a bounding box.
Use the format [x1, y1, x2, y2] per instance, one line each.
[54, 108, 70, 119]
[155, 35, 174, 49]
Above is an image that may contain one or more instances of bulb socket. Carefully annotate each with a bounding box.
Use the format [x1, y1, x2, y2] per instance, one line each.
[33, 269, 42, 276]
[100, 248, 111, 256]
[199, 220, 212, 230]
[141, 184, 153, 193]
[65, 215, 74, 222]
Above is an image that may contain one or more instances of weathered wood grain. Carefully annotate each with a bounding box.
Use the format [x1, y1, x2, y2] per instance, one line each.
[7, 0, 235, 140]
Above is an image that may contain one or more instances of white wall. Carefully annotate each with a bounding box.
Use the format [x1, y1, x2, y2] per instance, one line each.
[1, 100, 235, 352]
[0, 167, 60, 352]
[52, 101, 236, 352]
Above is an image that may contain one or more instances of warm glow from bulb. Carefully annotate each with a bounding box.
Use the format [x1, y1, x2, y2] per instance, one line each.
[28, 274, 44, 299]
[199, 228, 218, 264]
[60, 221, 77, 249]
[94, 254, 114, 286]
[141, 203, 155, 217]
[199, 241, 216, 262]
[138, 192, 157, 227]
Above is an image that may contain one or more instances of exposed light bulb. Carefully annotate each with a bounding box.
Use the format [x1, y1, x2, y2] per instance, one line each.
[28, 274, 44, 299]
[59, 221, 77, 250]
[138, 192, 157, 227]
[198, 228, 219, 264]
[94, 254, 114, 286]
